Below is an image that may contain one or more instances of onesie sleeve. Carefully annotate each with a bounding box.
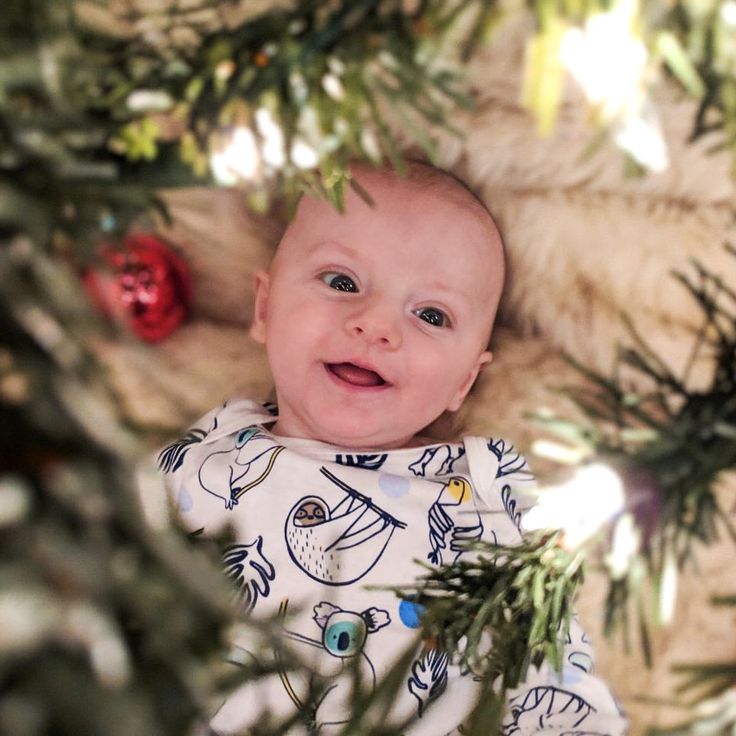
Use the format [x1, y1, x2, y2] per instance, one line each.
[157, 404, 222, 480]
[463, 436, 629, 736]
[156, 399, 272, 535]
[463, 436, 538, 545]
[500, 617, 628, 736]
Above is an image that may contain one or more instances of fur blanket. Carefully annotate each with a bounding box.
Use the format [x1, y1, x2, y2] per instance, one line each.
[96, 12, 736, 734]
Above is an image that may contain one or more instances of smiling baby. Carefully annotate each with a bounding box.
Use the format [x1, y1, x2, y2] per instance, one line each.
[159, 161, 626, 735]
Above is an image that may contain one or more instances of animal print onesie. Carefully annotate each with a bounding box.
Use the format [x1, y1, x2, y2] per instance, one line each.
[159, 399, 627, 736]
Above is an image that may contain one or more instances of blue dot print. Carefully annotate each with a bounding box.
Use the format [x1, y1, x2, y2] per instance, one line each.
[379, 473, 410, 498]
[177, 486, 193, 512]
[399, 600, 425, 629]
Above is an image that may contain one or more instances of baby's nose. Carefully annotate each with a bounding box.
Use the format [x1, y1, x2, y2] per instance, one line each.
[345, 304, 402, 348]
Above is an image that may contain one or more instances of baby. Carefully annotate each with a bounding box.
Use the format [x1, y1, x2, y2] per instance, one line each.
[159, 162, 627, 735]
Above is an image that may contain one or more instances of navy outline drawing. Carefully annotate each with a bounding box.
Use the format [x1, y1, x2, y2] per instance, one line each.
[222, 535, 276, 612]
[487, 438, 534, 480]
[427, 476, 485, 565]
[157, 402, 228, 474]
[409, 444, 465, 478]
[501, 483, 524, 532]
[335, 453, 388, 470]
[198, 426, 284, 509]
[501, 686, 597, 735]
[408, 647, 449, 718]
[284, 467, 406, 585]
[278, 599, 391, 728]
[157, 427, 208, 473]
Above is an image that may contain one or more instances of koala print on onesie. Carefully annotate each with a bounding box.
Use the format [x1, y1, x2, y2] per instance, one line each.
[159, 399, 628, 735]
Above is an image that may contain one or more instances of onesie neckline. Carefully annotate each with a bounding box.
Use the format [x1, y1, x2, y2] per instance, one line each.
[256, 421, 456, 456]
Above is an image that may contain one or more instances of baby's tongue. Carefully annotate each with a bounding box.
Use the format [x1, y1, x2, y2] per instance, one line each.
[329, 362, 384, 387]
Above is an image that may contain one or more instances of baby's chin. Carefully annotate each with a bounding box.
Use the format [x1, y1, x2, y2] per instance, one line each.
[271, 399, 447, 449]
[316, 414, 453, 450]
[316, 425, 422, 450]
[286, 417, 430, 450]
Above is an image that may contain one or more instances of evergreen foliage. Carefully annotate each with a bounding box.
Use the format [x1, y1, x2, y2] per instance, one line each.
[2, 0, 736, 732]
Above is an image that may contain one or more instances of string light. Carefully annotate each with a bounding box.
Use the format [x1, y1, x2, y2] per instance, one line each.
[255, 107, 286, 168]
[0, 476, 31, 527]
[322, 73, 346, 101]
[614, 101, 669, 173]
[290, 137, 319, 169]
[721, 0, 736, 26]
[559, 0, 668, 172]
[531, 438, 592, 465]
[605, 512, 641, 579]
[125, 89, 174, 113]
[658, 548, 678, 625]
[522, 463, 625, 549]
[210, 127, 261, 185]
[360, 128, 382, 162]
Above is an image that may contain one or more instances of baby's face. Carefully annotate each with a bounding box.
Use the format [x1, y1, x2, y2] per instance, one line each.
[251, 168, 504, 449]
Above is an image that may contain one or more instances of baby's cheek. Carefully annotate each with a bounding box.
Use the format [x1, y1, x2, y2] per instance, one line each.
[412, 355, 463, 398]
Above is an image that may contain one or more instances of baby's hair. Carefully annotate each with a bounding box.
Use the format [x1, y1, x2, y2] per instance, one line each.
[403, 159, 499, 225]
[353, 158, 507, 285]
[375, 158, 507, 347]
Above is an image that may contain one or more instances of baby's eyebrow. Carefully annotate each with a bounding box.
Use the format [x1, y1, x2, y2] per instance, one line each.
[306, 240, 358, 260]
[424, 281, 472, 308]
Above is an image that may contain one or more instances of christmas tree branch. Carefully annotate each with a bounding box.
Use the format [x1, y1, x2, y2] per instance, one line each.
[536, 246, 736, 662]
[393, 532, 584, 693]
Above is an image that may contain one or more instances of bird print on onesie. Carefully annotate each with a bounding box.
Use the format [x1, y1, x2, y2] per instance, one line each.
[198, 425, 284, 509]
[426, 475, 488, 566]
[187, 425, 286, 613]
[405, 444, 488, 565]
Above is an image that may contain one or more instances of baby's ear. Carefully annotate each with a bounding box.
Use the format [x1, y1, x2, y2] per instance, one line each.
[249, 270, 270, 344]
[447, 350, 493, 412]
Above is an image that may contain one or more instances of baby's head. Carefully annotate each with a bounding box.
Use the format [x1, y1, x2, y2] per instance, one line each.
[250, 161, 505, 449]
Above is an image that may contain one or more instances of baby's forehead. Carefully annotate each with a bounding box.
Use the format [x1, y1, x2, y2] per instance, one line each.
[348, 163, 494, 223]
[292, 165, 501, 241]
[277, 164, 505, 289]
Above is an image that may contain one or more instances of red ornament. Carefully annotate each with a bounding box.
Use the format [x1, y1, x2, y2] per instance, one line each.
[84, 233, 192, 342]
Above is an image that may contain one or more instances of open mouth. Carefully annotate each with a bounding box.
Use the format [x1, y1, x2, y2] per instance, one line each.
[326, 362, 388, 388]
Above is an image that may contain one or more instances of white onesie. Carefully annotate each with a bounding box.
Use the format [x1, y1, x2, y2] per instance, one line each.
[159, 399, 627, 736]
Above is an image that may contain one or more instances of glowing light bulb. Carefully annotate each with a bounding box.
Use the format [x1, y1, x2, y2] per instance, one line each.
[291, 138, 319, 169]
[531, 438, 592, 465]
[297, 106, 322, 147]
[255, 107, 286, 168]
[126, 89, 174, 112]
[210, 127, 260, 185]
[605, 512, 640, 579]
[614, 103, 669, 172]
[722, 1, 736, 26]
[322, 73, 346, 101]
[658, 549, 678, 625]
[559, 0, 668, 172]
[360, 128, 382, 162]
[560, 9, 646, 119]
[522, 463, 625, 548]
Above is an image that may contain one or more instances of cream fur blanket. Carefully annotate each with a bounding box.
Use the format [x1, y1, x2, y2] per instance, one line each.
[97, 13, 736, 734]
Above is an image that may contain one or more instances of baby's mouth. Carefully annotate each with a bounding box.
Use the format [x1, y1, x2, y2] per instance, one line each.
[326, 362, 387, 388]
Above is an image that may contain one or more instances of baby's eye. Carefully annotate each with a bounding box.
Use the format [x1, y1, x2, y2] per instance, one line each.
[321, 272, 358, 292]
[414, 307, 449, 328]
